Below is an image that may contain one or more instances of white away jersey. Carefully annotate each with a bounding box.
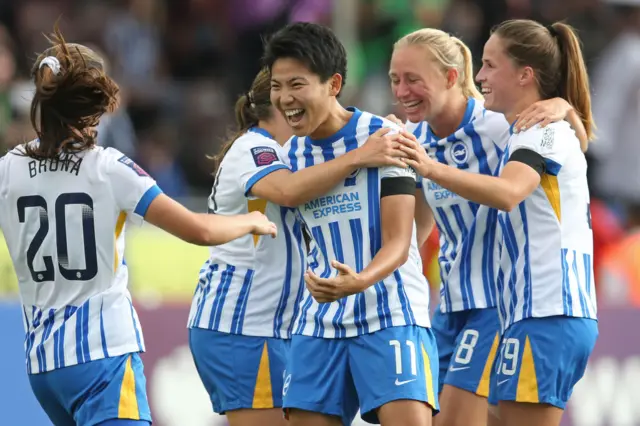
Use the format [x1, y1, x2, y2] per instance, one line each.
[495, 121, 597, 331]
[284, 108, 431, 338]
[0, 142, 162, 374]
[406, 98, 510, 313]
[188, 128, 305, 338]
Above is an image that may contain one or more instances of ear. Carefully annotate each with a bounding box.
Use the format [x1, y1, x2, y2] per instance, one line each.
[519, 66, 535, 87]
[445, 68, 459, 90]
[328, 73, 343, 97]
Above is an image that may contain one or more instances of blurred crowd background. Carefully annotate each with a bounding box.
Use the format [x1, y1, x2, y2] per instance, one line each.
[0, 0, 639, 425]
[0, 0, 638, 306]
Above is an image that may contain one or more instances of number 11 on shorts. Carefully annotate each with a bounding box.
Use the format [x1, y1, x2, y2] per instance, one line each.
[389, 339, 417, 376]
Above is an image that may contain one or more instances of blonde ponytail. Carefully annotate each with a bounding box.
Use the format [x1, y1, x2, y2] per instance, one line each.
[451, 36, 483, 99]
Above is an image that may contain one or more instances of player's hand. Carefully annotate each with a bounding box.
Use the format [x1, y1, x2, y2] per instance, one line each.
[396, 136, 434, 178]
[247, 211, 277, 238]
[353, 127, 416, 169]
[305, 260, 364, 303]
[385, 114, 405, 127]
[514, 97, 572, 133]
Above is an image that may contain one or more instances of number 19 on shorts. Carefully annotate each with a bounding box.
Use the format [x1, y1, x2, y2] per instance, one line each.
[496, 338, 519, 376]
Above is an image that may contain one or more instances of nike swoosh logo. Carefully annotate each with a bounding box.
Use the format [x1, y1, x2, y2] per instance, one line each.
[449, 365, 471, 372]
[395, 378, 417, 386]
[497, 379, 510, 386]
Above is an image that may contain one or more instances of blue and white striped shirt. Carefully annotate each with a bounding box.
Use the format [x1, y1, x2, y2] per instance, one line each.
[188, 128, 305, 338]
[495, 121, 597, 331]
[284, 108, 431, 338]
[0, 144, 160, 373]
[407, 98, 510, 313]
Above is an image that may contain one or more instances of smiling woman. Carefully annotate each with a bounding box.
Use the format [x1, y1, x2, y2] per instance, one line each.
[386, 26, 595, 426]
[390, 28, 482, 126]
[267, 23, 349, 140]
[397, 20, 598, 426]
[263, 22, 441, 426]
[186, 61, 414, 426]
[0, 24, 281, 426]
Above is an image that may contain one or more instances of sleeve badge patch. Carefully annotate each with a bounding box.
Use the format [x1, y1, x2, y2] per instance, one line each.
[118, 155, 150, 177]
[250, 146, 279, 167]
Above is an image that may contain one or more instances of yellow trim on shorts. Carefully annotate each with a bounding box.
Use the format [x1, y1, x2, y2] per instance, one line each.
[252, 342, 274, 409]
[421, 343, 437, 407]
[516, 336, 539, 403]
[118, 355, 140, 419]
[476, 332, 500, 397]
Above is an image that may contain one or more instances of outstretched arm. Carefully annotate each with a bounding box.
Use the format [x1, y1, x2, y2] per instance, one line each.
[422, 159, 540, 212]
[398, 138, 544, 212]
[251, 128, 415, 207]
[145, 194, 277, 246]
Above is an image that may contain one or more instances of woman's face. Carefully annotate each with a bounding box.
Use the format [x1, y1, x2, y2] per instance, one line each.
[270, 57, 337, 138]
[476, 34, 522, 115]
[389, 45, 450, 123]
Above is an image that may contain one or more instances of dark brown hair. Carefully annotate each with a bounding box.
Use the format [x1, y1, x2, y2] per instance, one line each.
[23, 24, 119, 160]
[214, 67, 273, 169]
[493, 20, 595, 140]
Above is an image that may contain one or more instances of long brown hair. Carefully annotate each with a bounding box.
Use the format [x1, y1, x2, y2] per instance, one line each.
[23, 23, 119, 160]
[492, 20, 595, 140]
[213, 67, 273, 170]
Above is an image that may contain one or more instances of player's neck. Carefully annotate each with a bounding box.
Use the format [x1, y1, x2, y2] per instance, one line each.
[429, 93, 469, 139]
[505, 92, 542, 126]
[309, 102, 352, 140]
[258, 120, 288, 146]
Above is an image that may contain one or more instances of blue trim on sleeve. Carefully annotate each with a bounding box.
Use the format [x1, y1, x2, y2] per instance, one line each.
[544, 158, 562, 176]
[416, 180, 423, 189]
[134, 185, 163, 217]
[244, 164, 289, 196]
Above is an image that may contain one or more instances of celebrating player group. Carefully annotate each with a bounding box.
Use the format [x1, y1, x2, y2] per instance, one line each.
[1, 15, 597, 426]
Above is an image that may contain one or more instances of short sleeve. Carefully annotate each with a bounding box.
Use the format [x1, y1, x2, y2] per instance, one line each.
[380, 164, 419, 180]
[509, 124, 567, 175]
[104, 148, 162, 225]
[233, 134, 290, 198]
[370, 120, 420, 183]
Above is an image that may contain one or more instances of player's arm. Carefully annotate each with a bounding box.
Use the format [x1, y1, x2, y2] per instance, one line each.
[424, 155, 541, 212]
[304, 171, 419, 303]
[406, 141, 545, 211]
[356, 177, 417, 288]
[107, 150, 276, 246]
[414, 188, 435, 248]
[398, 134, 553, 212]
[144, 194, 276, 246]
[251, 128, 412, 207]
